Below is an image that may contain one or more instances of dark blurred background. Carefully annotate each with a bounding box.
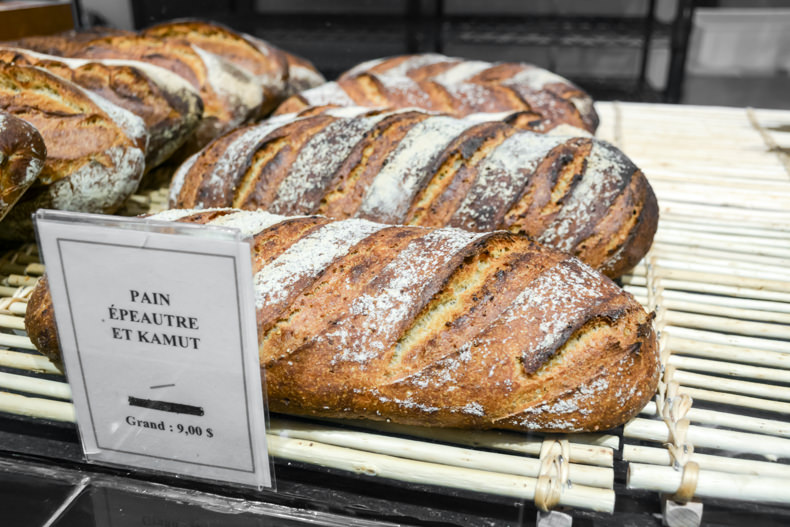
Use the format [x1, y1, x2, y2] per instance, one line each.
[5, 0, 790, 108]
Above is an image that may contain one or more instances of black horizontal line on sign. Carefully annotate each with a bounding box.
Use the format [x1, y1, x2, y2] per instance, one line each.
[128, 396, 204, 416]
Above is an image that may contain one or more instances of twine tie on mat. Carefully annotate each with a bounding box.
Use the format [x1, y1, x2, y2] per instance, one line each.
[534, 438, 570, 511]
[0, 285, 35, 316]
[746, 107, 790, 177]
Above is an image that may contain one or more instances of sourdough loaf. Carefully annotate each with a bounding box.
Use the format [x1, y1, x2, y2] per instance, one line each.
[0, 63, 146, 239]
[0, 110, 46, 221]
[0, 47, 203, 170]
[25, 208, 659, 433]
[338, 53, 599, 133]
[142, 20, 290, 116]
[169, 108, 657, 278]
[70, 34, 262, 152]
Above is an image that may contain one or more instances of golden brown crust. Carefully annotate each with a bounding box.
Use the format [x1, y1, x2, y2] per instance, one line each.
[0, 110, 46, 220]
[169, 110, 656, 278]
[5, 27, 134, 57]
[0, 63, 146, 239]
[25, 210, 659, 433]
[334, 54, 599, 133]
[141, 20, 289, 116]
[0, 47, 203, 170]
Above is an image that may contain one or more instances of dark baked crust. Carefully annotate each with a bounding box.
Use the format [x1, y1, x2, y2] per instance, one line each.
[0, 63, 146, 239]
[25, 209, 659, 433]
[0, 47, 203, 170]
[169, 109, 657, 278]
[0, 110, 45, 220]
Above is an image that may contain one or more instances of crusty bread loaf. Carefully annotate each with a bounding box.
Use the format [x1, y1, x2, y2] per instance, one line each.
[4, 27, 134, 57]
[338, 53, 599, 133]
[169, 108, 657, 278]
[0, 63, 146, 239]
[142, 20, 290, 117]
[0, 110, 46, 221]
[0, 47, 203, 170]
[25, 208, 659, 433]
[70, 34, 262, 152]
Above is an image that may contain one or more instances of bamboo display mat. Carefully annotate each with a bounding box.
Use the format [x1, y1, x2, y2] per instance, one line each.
[0, 102, 789, 521]
[596, 102, 790, 508]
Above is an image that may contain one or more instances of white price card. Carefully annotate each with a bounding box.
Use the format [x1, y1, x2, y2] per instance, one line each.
[34, 210, 272, 489]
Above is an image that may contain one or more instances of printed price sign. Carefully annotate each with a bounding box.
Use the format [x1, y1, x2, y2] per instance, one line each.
[35, 210, 271, 489]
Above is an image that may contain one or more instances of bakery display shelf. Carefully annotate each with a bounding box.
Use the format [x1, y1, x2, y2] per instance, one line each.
[442, 15, 671, 49]
[595, 101, 790, 513]
[0, 251, 621, 525]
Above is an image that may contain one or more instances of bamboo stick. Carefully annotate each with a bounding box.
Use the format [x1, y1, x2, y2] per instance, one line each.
[639, 401, 790, 438]
[637, 279, 790, 304]
[651, 243, 790, 270]
[656, 220, 790, 240]
[668, 336, 790, 370]
[633, 258, 790, 285]
[658, 201, 790, 224]
[321, 419, 615, 467]
[0, 349, 61, 375]
[2, 303, 26, 316]
[652, 187, 790, 211]
[639, 251, 790, 281]
[673, 370, 790, 402]
[0, 314, 25, 331]
[627, 463, 790, 505]
[624, 418, 790, 459]
[0, 332, 36, 351]
[0, 390, 614, 510]
[669, 355, 790, 384]
[625, 287, 790, 316]
[678, 386, 790, 415]
[268, 418, 614, 489]
[665, 326, 790, 354]
[0, 372, 72, 400]
[663, 311, 790, 340]
[0, 391, 75, 422]
[0, 286, 23, 297]
[623, 445, 790, 479]
[268, 435, 616, 512]
[7, 275, 37, 287]
[656, 228, 790, 251]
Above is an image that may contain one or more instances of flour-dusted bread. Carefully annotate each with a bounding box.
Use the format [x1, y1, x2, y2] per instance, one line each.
[70, 34, 262, 152]
[26, 208, 659, 433]
[4, 27, 134, 57]
[142, 20, 290, 117]
[0, 110, 45, 221]
[338, 53, 599, 133]
[0, 47, 203, 170]
[169, 109, 657, 278]
[0, 63, 146, 239]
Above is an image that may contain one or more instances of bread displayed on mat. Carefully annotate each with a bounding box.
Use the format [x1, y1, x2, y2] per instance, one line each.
[70, 34, 262, 151]
[141, 20, 290, 116]
[3, 27, 134, 57]
[0, 110, 46, 221]
[169, 108, 657, 278]
[26, 208, 660, 433]
[338, 53, 598, 133]
[275, 54, 597, 134]
[0, 63, 147, 238]
[0, 47, 203, 170]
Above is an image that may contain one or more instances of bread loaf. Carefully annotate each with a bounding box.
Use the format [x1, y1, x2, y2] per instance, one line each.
[169, 108, 657, 278]
[0, 47, 203, 170]
[0, 63, 146, 239]
[4, 27, 134, 57]
[338, 53, 599, 133]
[142, 20, 290, 117]
[70, 34, 262, 152]
[25, 208, 659, 433]
[0, 110, 46, 221]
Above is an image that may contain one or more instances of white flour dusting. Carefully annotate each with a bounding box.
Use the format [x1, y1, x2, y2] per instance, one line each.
[431, 61, 491, 84]
[302, 82, 356, 107]
[253, 219, 387, 309]
[358, 116, 476, 223]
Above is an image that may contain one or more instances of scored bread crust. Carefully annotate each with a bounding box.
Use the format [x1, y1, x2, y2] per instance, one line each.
[337, 53, 599, 133]
[142, 19, 290, 117]
[0, 47, 204, 170]
[0, 110, 46, 220]
[169, 109, 657, 278]
[0, 63, 146, 239]
[70, 34, 262, 153]
[25, 209, 659, 433]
